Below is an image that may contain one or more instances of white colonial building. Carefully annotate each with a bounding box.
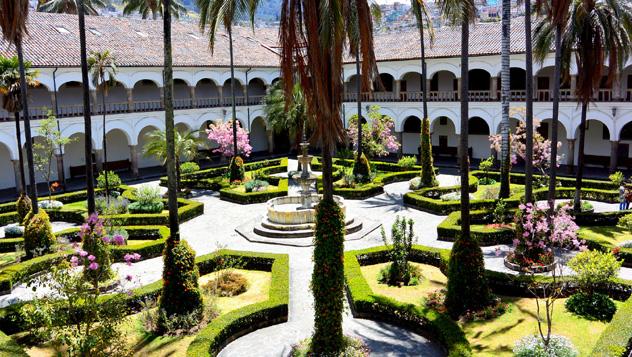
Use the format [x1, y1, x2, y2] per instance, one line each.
[0, 12, 631, 191]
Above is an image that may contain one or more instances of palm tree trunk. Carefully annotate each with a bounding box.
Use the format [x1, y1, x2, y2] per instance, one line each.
[163, 0, 180, 242]
[574, 102, 588, 211]
[355, 50, 362, 157]
[228, 28, 238, 157]
[101, 84, 109, 201]
[322, 140, 334, 200]
[78, 0, 96, 214]
[419, 19, 428, 121]
[460, 20, 470, 238]
[16, 39, 38, 213]
[499, 0, 511, 198]
[524, 0, 534, 203]
[547, 26, 563, 215]
[14, 111, 26, 192]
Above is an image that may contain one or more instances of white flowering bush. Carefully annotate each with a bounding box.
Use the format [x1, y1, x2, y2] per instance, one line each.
[37, 200, 63, 210]
[513, 335, 577, 357]
[440, 192, 474, 202]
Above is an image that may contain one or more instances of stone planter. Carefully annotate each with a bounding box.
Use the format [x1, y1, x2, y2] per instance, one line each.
[504, 255, 557, 274]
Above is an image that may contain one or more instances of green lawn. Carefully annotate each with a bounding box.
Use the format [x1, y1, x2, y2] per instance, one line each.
[0, 252, 19, 268]
[361, 263, 617, 356]
[579, 226, 632, 246]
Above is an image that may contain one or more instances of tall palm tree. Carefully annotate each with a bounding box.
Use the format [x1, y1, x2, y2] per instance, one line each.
[88, 50, 116, 200]
[38, 0, 107, 214]
[562, 0, 632, 212]
[197, 0, 256, 160]
[38, 0, 106, 14]
[437, 0, 491, 318]
[143, 129, 203, 186]
[121, 0, 186, 19]
[522, 0, 535, 203]
[0, 0, 39, 213]
[0, 55, 39, 194]
[411, 0, 437, 187]
[534, 0, 572, 214]
[499, 0, 511, 198]
[279, 0, 379, 352]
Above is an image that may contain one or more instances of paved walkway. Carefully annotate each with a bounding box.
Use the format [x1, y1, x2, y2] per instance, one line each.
[3, 160, 632, 355]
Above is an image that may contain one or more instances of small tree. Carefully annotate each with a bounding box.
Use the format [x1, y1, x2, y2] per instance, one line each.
[206, 120, 252, 158]
[479, 156, 495, 185]
[33, 112, 73, 202]
[419, 117, 437, 187]
[379, 216, 419, 286]
[347, 105, 400, 159]
[143, 129, 204, 187]
[81, 213, 114, 282]
[23, 209, 55, 259]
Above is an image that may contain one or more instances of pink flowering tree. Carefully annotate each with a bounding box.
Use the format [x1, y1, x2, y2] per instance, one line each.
[508, 202, 583, 269]
[207, 120, 252, 158]
[489, 120, 563, 187]
[347, 105, 400, 158]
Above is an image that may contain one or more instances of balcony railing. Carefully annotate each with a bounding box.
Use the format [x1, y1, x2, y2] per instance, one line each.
[0, 95, 266, 121]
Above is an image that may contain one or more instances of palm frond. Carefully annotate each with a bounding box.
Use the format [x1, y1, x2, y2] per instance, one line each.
[0, 0, 29, 45]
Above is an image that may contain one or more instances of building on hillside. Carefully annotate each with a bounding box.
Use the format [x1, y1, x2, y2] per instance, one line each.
[0, 12, 630, 192]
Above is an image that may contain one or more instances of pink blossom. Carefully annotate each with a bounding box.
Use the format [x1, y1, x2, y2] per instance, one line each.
[494, 247, 502, 257]
[88, 262, 99, 271]
[79, 250, 88, 257]
[70, 256, 79, 267]
[346, 105, 400, 157]
[88, 255, 95, 262]
[101, 236, 110, 243]
[207, 120, 252, 158]
[112, 234, 125, 246]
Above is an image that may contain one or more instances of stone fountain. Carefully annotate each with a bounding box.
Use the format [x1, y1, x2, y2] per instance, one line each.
[250, 141, 363, 239]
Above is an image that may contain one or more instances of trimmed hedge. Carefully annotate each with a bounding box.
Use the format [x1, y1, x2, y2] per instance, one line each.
[163, 158, 285, 185]
[579, 226, 632, 268]
[437, 210, 515, 246]
[187, 250, 289, 356]
[219, 179, 289, 204]
[0, 226, 169, 294]
[471, 170, 618, 191]
[345, 246, 471, 356]
[0, 250, 289, 345]
[345, 245, 632, 357]
[591, 295, 632, 357]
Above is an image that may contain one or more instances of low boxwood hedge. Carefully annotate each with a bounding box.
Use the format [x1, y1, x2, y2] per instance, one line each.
[579, 226, 632, 268]
[219, 179, 289, 204]
[0, 249, 289, 343]
[437, 210, 515, 246]
[471, 170, 617, 191]
[346, 245, 632, 357]
[0, 226, 170, 294]
[187, 250, 289, 356]
[162, 158, 285, 185]
[591, 295, 632, 357]
[345, 246, 471, 356]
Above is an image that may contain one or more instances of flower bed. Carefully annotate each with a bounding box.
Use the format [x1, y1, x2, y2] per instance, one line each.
[219, 179, 289, 204]
[0, 249, 289, 352]
[346, 245, 632, 357]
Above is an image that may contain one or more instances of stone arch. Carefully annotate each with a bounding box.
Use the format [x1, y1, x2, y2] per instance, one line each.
[402, 116, 421, 155]
[250, 116, 269, 153]
[571, 112, 614, 142]
[132, 80, 162, 111]
[0, 131, 18, 160]
[137, 125, 162, 168]
[0, 142, 16, 189]
[57, 81, 85, 117]
[172, 72, 194, 87]
[130, 72, 163, 88]
[430, 116, 458, 157]
[103, 128, 131, 165]
[427, 63, 460, 79]
[135, 117, 165, 140]
[429, 70, 457, 97]
[429, 109, 459, 133]
[468, 69, 492, 91]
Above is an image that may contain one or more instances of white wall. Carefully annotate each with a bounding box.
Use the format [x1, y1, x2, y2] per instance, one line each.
[0, 145, 15, 189]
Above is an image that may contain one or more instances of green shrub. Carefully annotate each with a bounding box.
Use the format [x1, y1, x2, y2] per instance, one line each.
[352, 153, 371, 184]
[134, 185, 163, 206]
[379, 216, 419, 286]
[16, 193, 32, 224]
[244, 180, 269, 193]
[96, 171, 122, 189]
[23, 210, 56, 259]
[446, 235, 491, 318]
[128, 201, 164, 214]
[312, 198, 345, 353]
[4, 225, 24, 238]
[229, 156, 245, 183]
[204, 271, 248, 297]
[180, 162, 200, 175]
[95, 195, 129, 215]
[478, 157, 496, 185]
[158, 240, 203, 332]
[557, 200, 593, 212]
[493, 199, 509, 224]
[591, 295, 632, 356]
[565, 292, 617, 322]
[397, 156, 417, 169]
[609, 171, 625, 186]
[617, 213, 632, 231]
[567, 250, 622, 294]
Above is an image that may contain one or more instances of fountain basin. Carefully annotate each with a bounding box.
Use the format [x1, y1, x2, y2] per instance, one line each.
[267, 195, 346, 225]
